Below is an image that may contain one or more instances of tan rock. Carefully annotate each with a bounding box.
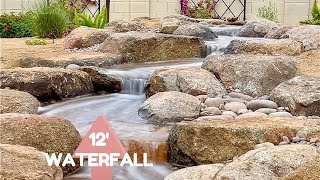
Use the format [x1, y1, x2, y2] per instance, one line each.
[168, 117, 320, 166]
[165, 164, 224, 180]
[282, 158, 320, 180]
[297, 49, 320, 77]
[0, 144, 63, 180]
[132, 17, 161, 30]
[0, 67, 94, 100]
[99, 32, 204, 63]
[0, 89, 40, 114]
[0, 113, 82, 175]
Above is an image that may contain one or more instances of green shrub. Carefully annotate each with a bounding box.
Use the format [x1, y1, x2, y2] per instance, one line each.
[75, 6, 108, 29]
[0, 12, 35, 38]
[32, 0, 69, 38]
[258, 2, 279, 22]
[25, 39, 48, 45]
[300, 0, 320, 25]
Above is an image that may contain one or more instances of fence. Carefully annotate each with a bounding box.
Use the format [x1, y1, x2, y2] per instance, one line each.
[1, 0, 319, 24]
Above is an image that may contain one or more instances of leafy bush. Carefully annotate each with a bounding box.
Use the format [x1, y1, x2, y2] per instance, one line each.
[32, 0, 69, 38]
[0, 12, 35, 38]
[75, 6, 108, 28]
[258, 2, 279, 22]
[25, 39, 48, 45]
[300, 0, 320, 25]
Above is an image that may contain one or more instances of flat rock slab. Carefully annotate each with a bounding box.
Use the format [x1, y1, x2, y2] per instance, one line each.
[99, 31, 204, 63]
[202, 54, 297, 96]
[225, 39, 304, 56]
[0, 89, 40, 114]
[271, 76, 320, 116]
[0, 144, 63, 180]
[0, 67, 94, 100]
[146, 67, 226, 98]
[21, 52, 122, 68]
[0, 113, 82, 175]
[168, 117, 320, 166]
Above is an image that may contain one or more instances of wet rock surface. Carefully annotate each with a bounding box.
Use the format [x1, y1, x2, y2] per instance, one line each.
[173, 23, 218, 40]
[237, 19, 279, 37]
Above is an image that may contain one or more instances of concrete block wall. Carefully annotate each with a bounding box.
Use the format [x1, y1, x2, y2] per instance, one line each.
[1, 0, 319, 24]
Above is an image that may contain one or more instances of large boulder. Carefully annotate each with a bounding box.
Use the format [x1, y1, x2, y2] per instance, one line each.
[132, 17, 161, 30]
[297, 49, 320, 77]
[164, 164, 224, 180]
[215, 145, 320, 179]
[64, 27, 109, 49]
[282, 158, 320, 180]
[99, 32, 204, 63]
[225, 39, 304, 56]
[271, 76, 320, 116]
[160, 15, 198, 34]
[107, 20, 144, 32]
[0, 113, 82, 175]
[168, 117, 320, 166]
[0, 144, 63, 180]
[264, 25, 297, 39]
[281, 25, 320, 51]
[138, 91, 201, 124]
[0, 89, 40, 114]
[79, 66, 122, 93]
[146, 67, 227, 98]
[202, 54, 297, 97]
[237, 19, 279, 37]
[0, 67, 94, 100]
[173, 23, 218, 40]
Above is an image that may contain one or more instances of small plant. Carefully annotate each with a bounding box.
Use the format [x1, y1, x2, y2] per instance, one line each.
[0, 12, 35, 38]
[25, 39, 48, 45]
[75, 6, 108, 28]
[300, 0, 320, 25]
[180, 0, 218, 19]
[32, 0, 69, 38]
[258, 2, 279, 22]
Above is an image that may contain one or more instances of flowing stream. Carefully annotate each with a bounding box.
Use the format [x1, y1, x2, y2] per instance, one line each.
[39, 33, 255, 179]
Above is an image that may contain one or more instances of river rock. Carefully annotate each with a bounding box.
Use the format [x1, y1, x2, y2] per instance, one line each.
[204, 97, 224, 108]
[222, 111, 237, 118]
[0, 67, 94, 100]
[79, 66, 122, 93]
[237, 19, 279, 37]
[138, 91, 201, 124]
[164, 164, 224, 180]
[0, 113, 82, 175]
[146, 68, 226, 97]
[271, 76, 320, 116]
[99, 32, 204, 63]
[264, 25, 297, 39]
[282, 158, 320, 180]
[247, 100, 278, 111]
[64, 27, 109, 49]
[173, 23, 218, 40]
[255, 108, 277, 115]
[228, 92, 253, 101]
[196, 115, 234, 121]
[215, 145, 320, 180]
[65, 64, 80, 70]
[225, 39, 304, 56]
[281, 25, 320, 51]
[0, 89, 40, 114]
[168, 117, 320, 166]
[224, 102, 247, 113]
[223, 97, 248, 104]
[235, 112, 268, 120]
[202, 54, 297, 96]
[269, 112, 293, 118]
[0, 144, 63, 180]
[108, 20, 144, 32]
[203, 107, 221, 115]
